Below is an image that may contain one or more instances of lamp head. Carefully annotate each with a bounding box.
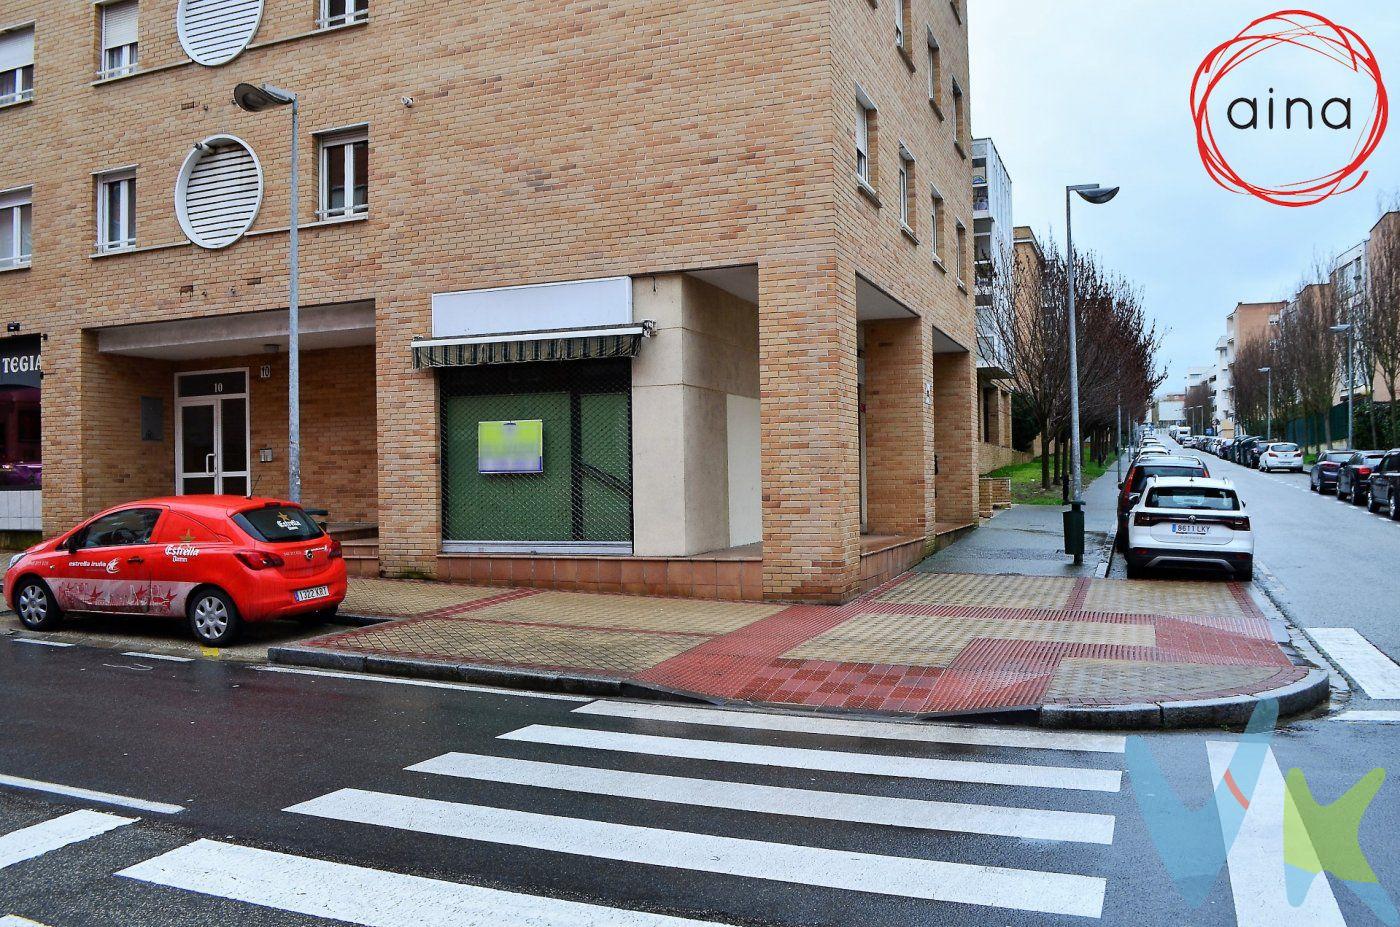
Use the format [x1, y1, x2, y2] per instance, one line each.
[233, 82, 295, 112]
[1072, 185, 1120, 205]
[1329, 323, 1352, 334]
[1258, 366, 1271, 374]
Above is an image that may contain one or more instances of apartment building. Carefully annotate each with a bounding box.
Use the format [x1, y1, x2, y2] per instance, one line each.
[1219, 301, 1284, 438]
[971, 136, 1015, 471]
[0, 0, 978, 602]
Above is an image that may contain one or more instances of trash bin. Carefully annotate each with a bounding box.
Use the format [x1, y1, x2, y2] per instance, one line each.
[1063, 505, 1085, 558]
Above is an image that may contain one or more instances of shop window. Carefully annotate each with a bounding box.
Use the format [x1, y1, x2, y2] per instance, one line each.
[0, 387, 39, 489]
[0, 25, 34, 106]
[0, 187, 31, 270]
[99, 1, 139, 79]
[320, 0, 367, 28]
[318, 127, 368, 219]
[97, 168, 136, 252]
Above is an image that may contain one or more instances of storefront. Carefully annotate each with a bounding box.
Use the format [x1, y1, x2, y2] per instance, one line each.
[0, 334, 41, 532]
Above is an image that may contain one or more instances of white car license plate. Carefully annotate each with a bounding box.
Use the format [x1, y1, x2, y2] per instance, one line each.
[1171, 524, 1209, 536]
[295, 585, 330, 602]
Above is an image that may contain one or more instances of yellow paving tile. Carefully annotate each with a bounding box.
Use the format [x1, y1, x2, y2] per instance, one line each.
[1043, 657, 1280, 702]
[1081, 579, 1246, 618]
[342, 579, 504, 617]
[877, 574, 1078, 609]
[786, 613, 1155, 667]
[471, 590, 783, 635]
[330, 618, 695, 673]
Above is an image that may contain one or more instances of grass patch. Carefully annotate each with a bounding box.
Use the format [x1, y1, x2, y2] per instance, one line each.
[987, 455, 1112, 505]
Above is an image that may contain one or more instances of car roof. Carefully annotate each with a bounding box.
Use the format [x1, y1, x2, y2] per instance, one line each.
[101, 495, 297, 518]
[1142, 475, 1236, 490]
[1134, 456, 1205, 468]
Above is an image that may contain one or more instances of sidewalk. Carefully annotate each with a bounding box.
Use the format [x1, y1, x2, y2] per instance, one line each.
[276, 538, 1324, 725]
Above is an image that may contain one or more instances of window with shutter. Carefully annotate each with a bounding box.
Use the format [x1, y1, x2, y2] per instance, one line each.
[177, 0, 264, 67]
[0, 187, 32, 270]
[175, 136, 264, 250]
[99, 1, 139, 79]
[0, 26, 34, 106]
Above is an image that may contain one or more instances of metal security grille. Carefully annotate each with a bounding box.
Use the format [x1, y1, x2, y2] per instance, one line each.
[440, 359, 633, 552]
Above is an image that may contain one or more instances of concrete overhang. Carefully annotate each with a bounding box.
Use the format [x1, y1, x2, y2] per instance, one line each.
[94, 301, 375, 360]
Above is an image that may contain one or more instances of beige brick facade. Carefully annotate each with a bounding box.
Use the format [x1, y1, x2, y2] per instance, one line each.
[0, 0, 976, 602]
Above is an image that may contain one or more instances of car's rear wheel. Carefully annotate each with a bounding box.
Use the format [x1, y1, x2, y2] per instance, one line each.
[14, 579, 61, 631]
[1367, 492, 1381, 513]
[187, 588, 242, 646]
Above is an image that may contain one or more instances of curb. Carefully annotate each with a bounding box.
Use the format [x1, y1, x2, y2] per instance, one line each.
[268, 643, 1332, 730]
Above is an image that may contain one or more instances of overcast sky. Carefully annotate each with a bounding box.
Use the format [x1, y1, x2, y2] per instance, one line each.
[968, 0, 1400, 396]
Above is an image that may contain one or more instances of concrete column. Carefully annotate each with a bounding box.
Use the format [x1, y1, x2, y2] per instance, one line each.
[862, 317, 932, 539]
[758, 256, 861, 603]
[933, 350, 979, 526]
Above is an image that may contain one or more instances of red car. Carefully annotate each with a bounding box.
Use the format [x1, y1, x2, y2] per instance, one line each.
[4, 496, 346, 646]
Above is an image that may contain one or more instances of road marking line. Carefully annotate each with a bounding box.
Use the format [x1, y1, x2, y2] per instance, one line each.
[411, 752, 1115, 844]
[252, 665, 592, 701]
[1206, 742, 1345, 927]
[0, 810, 137, 870]
[0, 773, 185, 815]
[1332, 710, 1400, 723]
[10, 639, 72, 648]
[286, 789, 1107, 918]
[1306, 628, 1400, 699]
[0, 916, 54, 926]
[120, 839, 730, 926]
[120, 652, 194, 663]
[498, 725, 1122, 792]
[572, 700, 1127, 754]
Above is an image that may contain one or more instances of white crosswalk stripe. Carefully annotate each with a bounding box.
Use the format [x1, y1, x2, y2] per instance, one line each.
[409, 751, 1116, 843]
[0, 810, 136, 870]
[572, 700, 1128, 753]
[499, 724, 1122, 791]
[1308, 627, 1400, 698]
[119, 839, 733, 926]
[285, 788, 1107, 918]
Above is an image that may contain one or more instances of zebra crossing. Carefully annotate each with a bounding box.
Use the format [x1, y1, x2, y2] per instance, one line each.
[1, 699, 1131, 925]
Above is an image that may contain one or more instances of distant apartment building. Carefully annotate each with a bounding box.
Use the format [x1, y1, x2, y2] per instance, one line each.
[0, 0, 980, 602]
[971, 137, 1016, 471]
[1217, 301, 1284, 438]
[1154, 393, 1185, 427]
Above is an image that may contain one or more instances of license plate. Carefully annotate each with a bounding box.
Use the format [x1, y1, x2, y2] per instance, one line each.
[1171, 524, 1210, 535]
[295, 585, 330, 602]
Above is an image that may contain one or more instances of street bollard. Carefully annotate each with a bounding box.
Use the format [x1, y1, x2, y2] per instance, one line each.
[1063, 502, 1085, 563]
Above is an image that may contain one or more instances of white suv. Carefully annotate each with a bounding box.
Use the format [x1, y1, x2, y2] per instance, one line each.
[1123, 476, 1253, 581]
[1257, 442, 1303, 472]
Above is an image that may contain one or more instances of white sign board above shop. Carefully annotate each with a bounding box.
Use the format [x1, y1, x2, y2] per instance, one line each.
[430, 276, 633, 340]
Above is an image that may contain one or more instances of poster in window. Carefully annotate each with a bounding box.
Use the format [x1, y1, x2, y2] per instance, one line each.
[478, 420, 543, 474]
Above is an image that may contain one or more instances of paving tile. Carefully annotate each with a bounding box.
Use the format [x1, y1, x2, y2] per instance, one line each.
[876, 574, 1079, 609]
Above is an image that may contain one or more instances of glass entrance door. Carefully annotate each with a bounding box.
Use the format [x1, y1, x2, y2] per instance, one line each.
[175, 370, 250, 496]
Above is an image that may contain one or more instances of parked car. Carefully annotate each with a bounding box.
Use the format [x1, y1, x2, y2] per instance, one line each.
[1337, 451, 1387, 504]
[1232, 437, 1261, 465]
[3, 496, 347, 646]
[1366, 450, 1400, 520]
[1308, 450, 1354, 493]
[1123, 476, 1253, 581]
[1117, 455, 1211, 547]
[1257, 442, 1304, 472]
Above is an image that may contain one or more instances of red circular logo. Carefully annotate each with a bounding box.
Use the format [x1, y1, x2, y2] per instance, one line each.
[1191, 10, 1388, 207]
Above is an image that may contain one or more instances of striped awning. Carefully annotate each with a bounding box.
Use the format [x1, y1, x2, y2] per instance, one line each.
[412, 323, 651, 369]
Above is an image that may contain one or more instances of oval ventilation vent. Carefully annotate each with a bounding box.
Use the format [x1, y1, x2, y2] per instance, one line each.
[177, 0, 264, 66]
[175, 136, 264, 250]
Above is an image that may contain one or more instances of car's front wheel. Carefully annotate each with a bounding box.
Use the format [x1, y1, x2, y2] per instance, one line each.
[187, 588, 243, 647]
[14, 579, 62, 631]
[1368, 492, 1381, 514]
[1391, 496, 1400, 522]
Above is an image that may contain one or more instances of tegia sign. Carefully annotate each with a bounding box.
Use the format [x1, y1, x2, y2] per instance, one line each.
[0, 336, 42, 388]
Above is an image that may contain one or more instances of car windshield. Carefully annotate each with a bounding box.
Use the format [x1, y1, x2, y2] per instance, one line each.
[1146, 487, 1241, 511]
[1132, 466, 1205, 490]
[1269, 443, 1299, 453]
[233, 506, 324, 543]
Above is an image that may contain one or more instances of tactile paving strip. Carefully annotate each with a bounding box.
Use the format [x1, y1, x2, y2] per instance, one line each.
[341, 579, 507, 618]
[876, 574, 1079, 609]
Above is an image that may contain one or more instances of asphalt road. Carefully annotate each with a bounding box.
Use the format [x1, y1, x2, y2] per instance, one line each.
[1, 639, 1397, 927]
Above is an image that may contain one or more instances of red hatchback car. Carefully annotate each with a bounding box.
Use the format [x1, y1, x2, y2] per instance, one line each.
[4, 496, 346, 646]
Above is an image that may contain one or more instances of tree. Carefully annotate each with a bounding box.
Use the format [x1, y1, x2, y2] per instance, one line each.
[1367, 211, 1400, 444]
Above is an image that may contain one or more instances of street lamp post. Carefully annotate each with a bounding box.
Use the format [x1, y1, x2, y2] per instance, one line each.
[1330, 322, 1354, 449]
[1259, 367, 1273, 442]
[1063, 183, 1119, 566]
[234, 82, 301, 503]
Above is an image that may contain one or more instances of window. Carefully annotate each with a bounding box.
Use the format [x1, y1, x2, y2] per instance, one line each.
[75, 508, 161, 549]
[234, 506, 325, 542]
[1145, 487, 1240, 511]
[0, 336, 40, 490]
[318, 127, 368, 218]
[893, 0, 907, 49]
[0, 25, 34, 106]
[99, 1, 139, 79]
[951, 78, 966, 153]
[926, 34, 943, 112]
[929, 186, 944, 261]
[97, 169, 136, 252]
[854, 87, 876, 190]
[955, 219, 968, 286]
[897, 145, 914, 232]
[0, 187, 31, 270]
[320, 0, 368, 28]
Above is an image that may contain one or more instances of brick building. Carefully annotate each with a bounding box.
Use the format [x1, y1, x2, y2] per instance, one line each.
[0, 0, 978, 603]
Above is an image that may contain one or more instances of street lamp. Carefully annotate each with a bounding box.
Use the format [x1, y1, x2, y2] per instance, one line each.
[1063, 183, 1119, 566]
[233, 82, 302, 503]
[1258, 367, 1273, 441]
[1330, 322, 1354, 449]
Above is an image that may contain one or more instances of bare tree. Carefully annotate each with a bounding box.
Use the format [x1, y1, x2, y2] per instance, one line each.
[1367, 211, 1400, 444]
